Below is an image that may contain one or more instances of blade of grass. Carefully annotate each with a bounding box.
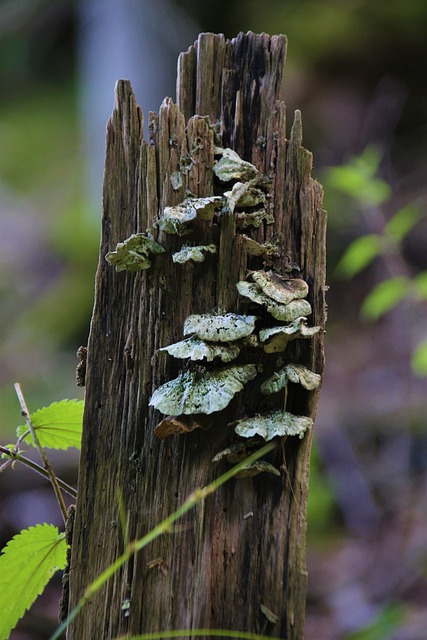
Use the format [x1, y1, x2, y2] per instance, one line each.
[119, 630, 282, 639]
[50, 442, 275, 640]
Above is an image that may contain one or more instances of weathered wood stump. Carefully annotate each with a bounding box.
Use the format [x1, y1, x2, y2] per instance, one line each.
[68, 32, 326, 639]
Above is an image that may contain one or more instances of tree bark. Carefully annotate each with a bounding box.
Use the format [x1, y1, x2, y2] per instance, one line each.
[68, 32, 327, 639]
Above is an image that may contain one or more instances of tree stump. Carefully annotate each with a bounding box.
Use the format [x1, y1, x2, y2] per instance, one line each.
[67, 32, 327, 639]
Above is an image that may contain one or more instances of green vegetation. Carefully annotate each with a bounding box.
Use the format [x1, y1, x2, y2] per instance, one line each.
[325, 146, 427, 375]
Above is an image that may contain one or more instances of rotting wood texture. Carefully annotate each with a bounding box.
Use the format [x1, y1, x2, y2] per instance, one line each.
[67, 32, 327, 639]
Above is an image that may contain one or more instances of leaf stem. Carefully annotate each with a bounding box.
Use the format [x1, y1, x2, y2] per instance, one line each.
[14, 383, 68, 523]
[0, 446, 77, 498]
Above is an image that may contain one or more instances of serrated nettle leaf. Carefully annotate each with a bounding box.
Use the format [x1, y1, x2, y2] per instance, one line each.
[336, 234, 383, 278]
[233, 410, 313, 441]
[149, 364, 257, 415]
[159, 336, 240, 363]
[235, 208, 275, 229]
[172, 244, 217, 264]
[214, 147, 258, 182]
[251, 270, 309, 304]
[16, 399, 83, 450]
[236, 281, 312, 321]
[105, 233, 165, 271]
[235, 460, 281, 479]
[361, 276, 409, 321]
[0, 524, 67, 640]
[259, 318, 320, 353]
[412, 338, 427, 377]
[183, 312, 258, 342]
[385, 204, 422, 243]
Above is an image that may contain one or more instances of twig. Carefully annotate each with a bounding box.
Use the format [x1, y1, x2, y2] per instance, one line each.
[0, 445, 77, 498]
[14, 383, 68, 523]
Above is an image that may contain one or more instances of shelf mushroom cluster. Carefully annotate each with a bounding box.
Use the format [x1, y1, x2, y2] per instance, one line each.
[105, 142, 322, 478]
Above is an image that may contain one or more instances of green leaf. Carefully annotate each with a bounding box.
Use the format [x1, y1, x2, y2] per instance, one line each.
[384, 205, 421, 243]
[0, 524, 67, 640]
[361, 277, 409, 321]
[412, 339, 427, 376]
[345, 604, 404, 640]
[326, 147, 391, 206]
[413, 270, 427, 301]
[336, 234, 383, 278]
[17, 399, 83, 450]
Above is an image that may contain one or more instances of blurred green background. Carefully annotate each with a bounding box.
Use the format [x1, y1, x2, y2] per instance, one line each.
[0, 1, 426, 638]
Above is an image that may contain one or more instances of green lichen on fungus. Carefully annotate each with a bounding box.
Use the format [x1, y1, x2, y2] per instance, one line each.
[158, 336, 240, 363]
[224, 181, 266, 214]
[283, 363, 322, 390]
[170, 171, 183, 191]
[105, 233, 165, 272]
[214, 148, 258, 182]
[259, 318, 321, 353]
[156, 196, 223, 235]
[260, 364, 321, 395]
[149, 364, 257, 415]
[240, 235, 278, 258]
[172, 244, 217, 264]
[236, 281, 312, 321]
[233, 410, 313, 441]
[235, 208, 274, 229]
[251, 271, 309, 304]
[183, 312, 258, 342]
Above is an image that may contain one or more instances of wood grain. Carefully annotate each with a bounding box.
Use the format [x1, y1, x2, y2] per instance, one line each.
[67, 32, 326, 639]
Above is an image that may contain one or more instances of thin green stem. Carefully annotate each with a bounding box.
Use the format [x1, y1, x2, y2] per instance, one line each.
[0, 446, 77, 498]
[121, 631, 282, 640]
[14, 383, 68, 523]
[50, 442, 275, 640]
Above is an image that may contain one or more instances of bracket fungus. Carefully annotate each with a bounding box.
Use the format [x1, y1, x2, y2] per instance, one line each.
[156, 196, 223, 235]
[235, 208, 274, 229]
[233, 410, 313, 441]
[260, 363, 321, 395]
[105, 233, 165, 272]
[212, 441, 261, 464]
[235, 460, 281, 479]
[283, 363, 322, 390]
[236, 280, 312, 321]
[240, 235, 279, 259]
[183, 312, 258, 343]
[214, 147, 258, 182]
[251, 271, 309, 304]
[259, 318, 321, 353]
[172, 244, 217, 264]
[149, 364, 257, 415]
[212, 444, 280, 478]
[158, 336, 240, 363]
[224, 180, 266, 214]
[154, 414, 212, 439]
